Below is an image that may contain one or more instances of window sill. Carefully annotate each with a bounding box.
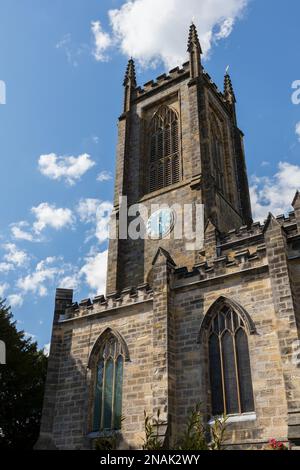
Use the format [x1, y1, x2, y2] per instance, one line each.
[87, 430, 122, 439]
[208, 412, 257, 425]
[140, 179, 189, 202]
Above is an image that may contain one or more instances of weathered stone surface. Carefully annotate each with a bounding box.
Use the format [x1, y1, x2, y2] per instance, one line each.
[37, 25, 300, 450]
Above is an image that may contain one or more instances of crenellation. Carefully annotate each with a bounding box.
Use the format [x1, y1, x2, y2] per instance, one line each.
[37, 22, 300, 451]
[156, 73, 168, 82]
[79, 298, 91, 308]
[59, 284, 155, 324]
[169, 66, 180, 75]
[93, 295, 106, 304]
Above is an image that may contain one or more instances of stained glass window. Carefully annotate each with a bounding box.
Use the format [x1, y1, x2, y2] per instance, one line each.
[236, 329, 255, 413]
[92, 334, 124, 432]
[208, 306, 255, 416]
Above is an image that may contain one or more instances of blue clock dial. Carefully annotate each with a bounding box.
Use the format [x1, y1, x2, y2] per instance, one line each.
[146, 208, 175, 239]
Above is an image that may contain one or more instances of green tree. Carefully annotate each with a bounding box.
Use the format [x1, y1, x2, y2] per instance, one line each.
[0, 299, 48, 449]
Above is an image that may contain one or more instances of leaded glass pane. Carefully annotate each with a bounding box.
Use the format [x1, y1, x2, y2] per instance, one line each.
[222, 331, 239, 414]
[219, 313, 225, 333]
[103, 358, 114, 429]
[114, 356, 124, 430]
[236, 329, 255, 413]
[213, 315, 219, 334]
[233, 311, 239, 331]
[209, 307, 255, 418]
[93, 361, 103, 431]
[209, 334, 224, 415]
[225, 310, 232, 332]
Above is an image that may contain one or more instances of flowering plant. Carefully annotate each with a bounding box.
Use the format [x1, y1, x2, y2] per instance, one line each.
[266, 439, 289, 451]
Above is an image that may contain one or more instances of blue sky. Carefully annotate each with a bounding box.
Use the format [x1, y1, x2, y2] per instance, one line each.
[0, 0, 299, 351]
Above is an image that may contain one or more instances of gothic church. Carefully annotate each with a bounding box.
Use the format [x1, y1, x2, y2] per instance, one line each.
[37, 24, 300, 450]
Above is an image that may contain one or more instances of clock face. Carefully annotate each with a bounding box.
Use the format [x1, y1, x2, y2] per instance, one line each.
[146, 208, 175, 239]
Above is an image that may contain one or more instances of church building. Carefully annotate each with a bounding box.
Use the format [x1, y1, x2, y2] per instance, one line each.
[37, 24, 300, 450]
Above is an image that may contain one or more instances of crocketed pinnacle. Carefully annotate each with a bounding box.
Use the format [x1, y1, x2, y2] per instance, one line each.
[224, 71, 236, 103]
[123, 58, 137, 88]
[187, 22, 203, 54]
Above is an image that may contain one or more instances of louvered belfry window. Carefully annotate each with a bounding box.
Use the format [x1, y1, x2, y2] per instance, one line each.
[208, 306, 255, 416]
[93, 334, 124, 432]
[212, 136, 225, 194]
[149, 106, 181, 193]
[211, 116, 225, 195]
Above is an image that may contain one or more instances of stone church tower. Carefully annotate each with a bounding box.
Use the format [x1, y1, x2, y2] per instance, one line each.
[37, 24, 300, 450]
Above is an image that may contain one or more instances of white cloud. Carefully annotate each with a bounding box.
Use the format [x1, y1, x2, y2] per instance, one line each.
[97, 170, 112, 182]
[0, 262, 13, 273]
[58, 274, 80, 290]
[16, 257, 63, 297]
[56, 34, 88, 67]
[0, 283, 9, 297]
[11, 221, 34, 242]
[250, 162, 300, 222]
[80, 250, 108, 294]
[91, 20, 112, 61]
[56, 34, 74, 64]
[296, 122, 300, 142]
[11, 204, 74, 241]
[106, 0, 248, 69]
[38, 153, 95, 186]
[8, 294, 24, 308]
[3, 243, 29, 267]
[76, 199, 113, 243]
[31, 203, 74, 234]
[77, 198, 100, 223]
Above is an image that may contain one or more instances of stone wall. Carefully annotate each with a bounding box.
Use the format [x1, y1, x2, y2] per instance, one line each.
[38, 290, 154, 449]
[172, 268, 288, 447]
[107, 60, 250, 294]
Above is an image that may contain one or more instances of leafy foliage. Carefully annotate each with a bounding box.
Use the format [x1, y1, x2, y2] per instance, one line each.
[94, 435, 118, 450]
[209, 415, 228, 450]
[176, 404, 208, 450]
[0, 299, 48, 449]
[143, 404, 228, 451]
[142, 409, 166, 450]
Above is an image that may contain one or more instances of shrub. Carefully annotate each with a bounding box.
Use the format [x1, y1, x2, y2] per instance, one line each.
[143, 404, 228, 451]
[265, 439, 289, 451]
[142, 410, 166, 450]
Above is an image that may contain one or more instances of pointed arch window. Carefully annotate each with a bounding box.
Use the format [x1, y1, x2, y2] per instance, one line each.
[92, 332, 126, 432]
[208, 306, 254, 416]
[148, 105, 181, 193]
